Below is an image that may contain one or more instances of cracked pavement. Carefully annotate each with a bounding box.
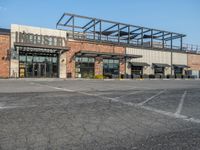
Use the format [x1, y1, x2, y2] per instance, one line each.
[0, 79, 200, 150]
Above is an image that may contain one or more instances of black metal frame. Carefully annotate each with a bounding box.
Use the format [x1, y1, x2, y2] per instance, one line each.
[74, 50, 142, 59]
[57, 13, 186, 51]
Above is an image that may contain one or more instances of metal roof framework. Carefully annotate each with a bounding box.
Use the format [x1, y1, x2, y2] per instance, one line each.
[56, 13, 186, 51]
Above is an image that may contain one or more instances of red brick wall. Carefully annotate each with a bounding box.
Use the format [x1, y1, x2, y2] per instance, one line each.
[0, 35, 10, 78]
[66, 40, 125, 78]
[188, 54, 200, 70]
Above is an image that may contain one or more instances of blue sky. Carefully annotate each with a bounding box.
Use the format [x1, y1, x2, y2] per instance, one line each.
[0, 0, 199, 45]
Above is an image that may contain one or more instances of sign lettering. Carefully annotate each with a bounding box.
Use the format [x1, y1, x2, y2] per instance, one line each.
[15, 32, 65, 47]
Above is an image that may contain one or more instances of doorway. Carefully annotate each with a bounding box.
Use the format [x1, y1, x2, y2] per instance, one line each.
[19, 52, 59, 78]
[33, 63, 46, 77]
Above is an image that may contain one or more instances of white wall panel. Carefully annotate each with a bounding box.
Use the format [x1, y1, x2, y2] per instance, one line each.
[126, 47, 171, 75]
[172, 52, 187, 65]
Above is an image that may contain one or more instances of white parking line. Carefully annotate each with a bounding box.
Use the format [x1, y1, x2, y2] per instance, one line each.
[0, 103, 3, 109]
[28, 83, 200, 124]
[137, 90, 165, 106]
[31, 82, 75, 92]
[0, 103, 19, 110]
[139, 105, 200, 124]
[114, 91, 143, 99]
[175, 90, 187, 115]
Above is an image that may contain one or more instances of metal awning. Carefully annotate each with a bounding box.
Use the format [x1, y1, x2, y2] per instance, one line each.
[14, 43, 69, 51]
[129, 62, 150, 67]
[75, 50, 142, 59]
[153, 63, 171, 67]
[173, 64, 190, 68]
[14, 43, 69, 54]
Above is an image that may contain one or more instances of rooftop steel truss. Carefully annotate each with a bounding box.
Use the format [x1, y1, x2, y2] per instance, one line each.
[56, 13, 186, 51]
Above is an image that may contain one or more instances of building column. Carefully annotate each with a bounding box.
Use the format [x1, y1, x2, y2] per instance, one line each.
[59, 52, 67, 78]
[120, 60, 125, 77]
[95, 58, 103, 76]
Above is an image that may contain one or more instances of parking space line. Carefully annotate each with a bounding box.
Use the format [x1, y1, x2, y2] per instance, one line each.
[28, 83, 200, 124]
[137, 90, 165, 106]
[30, 82, 75, 92]
[0, 103, 3, 109]
[175, 90, 187, 115]
[114, 91, 143, 99]
[139, 105, 200, 124]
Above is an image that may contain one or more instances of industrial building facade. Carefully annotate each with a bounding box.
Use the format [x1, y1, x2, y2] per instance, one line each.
[0, 13, 200, 79]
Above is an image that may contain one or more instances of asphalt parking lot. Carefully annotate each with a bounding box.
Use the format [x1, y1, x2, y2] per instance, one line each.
[0, 79, 200, 150]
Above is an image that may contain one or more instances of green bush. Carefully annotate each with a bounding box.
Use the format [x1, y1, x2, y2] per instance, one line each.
[95, 75, 104, 79]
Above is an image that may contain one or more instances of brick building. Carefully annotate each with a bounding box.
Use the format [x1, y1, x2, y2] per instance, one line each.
[0, 29, 10, 78]
[0, 13, 200, 79]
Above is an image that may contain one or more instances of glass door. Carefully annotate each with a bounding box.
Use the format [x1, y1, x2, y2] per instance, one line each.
[33, 63, 47, 78]
[33, 63, 39, 77]
[19, 52, 59, 78]
[40, 63, 46, 77]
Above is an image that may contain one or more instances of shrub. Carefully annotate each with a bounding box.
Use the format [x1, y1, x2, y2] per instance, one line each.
[95, 75, 104, 79]
[149, 74, 155, 79]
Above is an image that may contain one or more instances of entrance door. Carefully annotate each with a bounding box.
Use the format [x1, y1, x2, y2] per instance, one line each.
[40, 63, 46, 77]
[33, 63, 46, 78]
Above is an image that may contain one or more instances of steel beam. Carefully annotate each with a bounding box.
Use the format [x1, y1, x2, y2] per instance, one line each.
[162, 32, 164, 49]
[142, 29, 152, 34]
[171, 33, 173, 49]
[82, 19, 94, 29]
[130, 27, 142, 33]
[83, 20, 100, 32]
[56, 13, 65, 28]
[141, 28, 143, 46]
[72, 16, 75, 39]
[103, 24, 118, 32]
[164, 35, 182, 41]
[58, 24, 82, 29]
[180, 36, 183, 50]
[151, 29, 153, 48]
[64, 16, 73, 26]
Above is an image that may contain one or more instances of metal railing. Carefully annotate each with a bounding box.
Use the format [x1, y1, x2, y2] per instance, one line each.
[67, 31, 200, 53]
[182, 44, 200, 53]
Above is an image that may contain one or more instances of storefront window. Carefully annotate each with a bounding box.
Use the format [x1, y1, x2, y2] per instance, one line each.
[19, 55, 26, 62]
[75, 57, 95, 78]
[27, 56, 33, 62]
[131, 66, 143, 76]
[19, 52, 58, 78]
[174, 67, 183, 75]
[154, 67, 165, 75]
[103, 59, 119, 78]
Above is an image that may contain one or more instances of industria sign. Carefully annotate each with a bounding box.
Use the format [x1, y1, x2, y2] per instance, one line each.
[15, 32, 66, 47]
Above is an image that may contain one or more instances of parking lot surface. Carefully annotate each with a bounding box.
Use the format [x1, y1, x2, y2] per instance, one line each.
[0, 79, 200, 150]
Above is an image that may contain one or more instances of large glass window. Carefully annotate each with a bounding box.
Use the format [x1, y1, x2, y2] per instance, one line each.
[174, 67, 183, 76]
[154, 67, 165, 75]
[75, 57, 95, 78]
[131, 66, 143, 76]
[103, 59, 119, 78]
[19, 53, 58, 78]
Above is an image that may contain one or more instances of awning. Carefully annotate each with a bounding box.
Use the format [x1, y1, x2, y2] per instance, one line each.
[75, 50, 142, 59]
[129, 62, 150, 67]
[153, 63, 171, 67]
[173, 64, 190, 68]
[14, 42, 69, 54]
